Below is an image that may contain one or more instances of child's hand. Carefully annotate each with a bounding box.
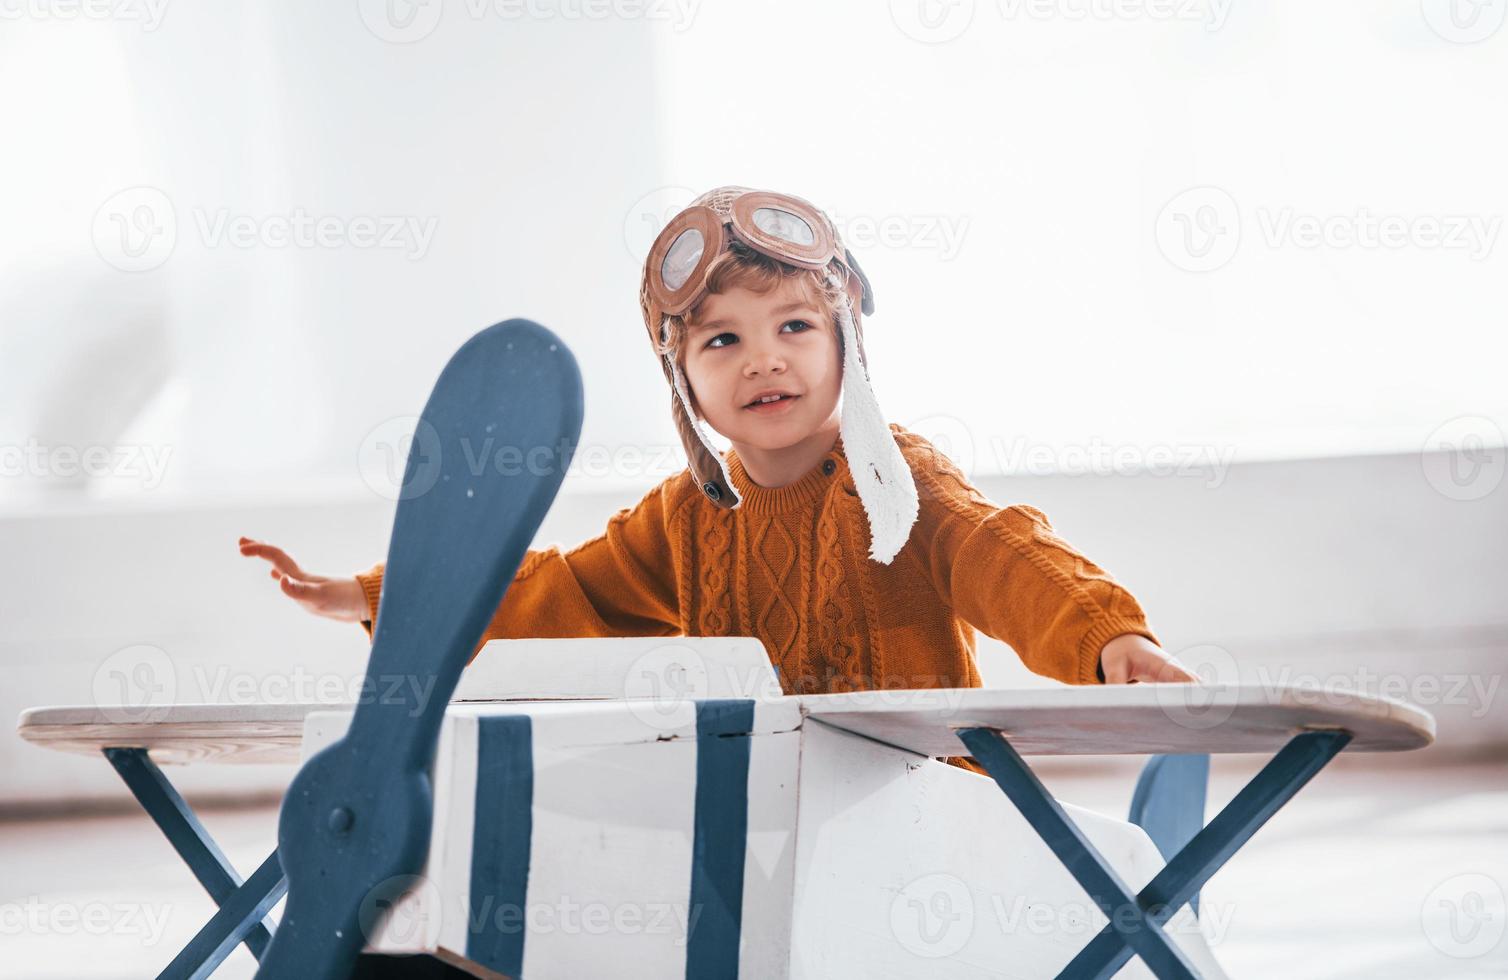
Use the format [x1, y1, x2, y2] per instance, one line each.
[238, 536, 368, 623]
[1098, 633, 1198, 684]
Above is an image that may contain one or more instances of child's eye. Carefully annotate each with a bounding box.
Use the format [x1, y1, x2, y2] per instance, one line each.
[704, 320, 813, 350]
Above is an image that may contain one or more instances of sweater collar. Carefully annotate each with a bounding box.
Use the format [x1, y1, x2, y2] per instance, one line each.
[725, 434, 849, 515]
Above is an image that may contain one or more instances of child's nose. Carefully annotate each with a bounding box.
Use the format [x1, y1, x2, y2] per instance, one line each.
[743, 348, 786, 374]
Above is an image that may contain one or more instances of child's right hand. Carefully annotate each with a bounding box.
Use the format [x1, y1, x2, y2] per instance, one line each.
[238, 536, 369, 623]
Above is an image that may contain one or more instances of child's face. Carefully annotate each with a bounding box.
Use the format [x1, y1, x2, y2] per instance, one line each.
[681, 277, 842, 453]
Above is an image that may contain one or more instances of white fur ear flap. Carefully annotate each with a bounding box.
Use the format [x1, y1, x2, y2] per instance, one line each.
[833, 288, 919, 563]
[664, 350, 743, 507]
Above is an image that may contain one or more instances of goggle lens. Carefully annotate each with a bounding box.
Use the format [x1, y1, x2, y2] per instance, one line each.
[751, 206, 815, 246]
[661, 227, 705, 291]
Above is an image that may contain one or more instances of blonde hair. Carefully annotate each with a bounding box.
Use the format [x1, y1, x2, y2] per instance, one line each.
[652, 239, 850, 373]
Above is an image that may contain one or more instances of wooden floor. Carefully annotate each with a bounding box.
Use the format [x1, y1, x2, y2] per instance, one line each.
[1, 749, 1503, 979]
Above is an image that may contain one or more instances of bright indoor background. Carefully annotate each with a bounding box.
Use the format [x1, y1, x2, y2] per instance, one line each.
[1, 2, 1504, 977]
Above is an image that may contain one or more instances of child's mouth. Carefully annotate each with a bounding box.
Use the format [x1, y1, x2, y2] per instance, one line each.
[745, 394, 800, 414]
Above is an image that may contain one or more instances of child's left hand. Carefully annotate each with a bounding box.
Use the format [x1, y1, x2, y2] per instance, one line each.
[1098, 633, 1199, 684]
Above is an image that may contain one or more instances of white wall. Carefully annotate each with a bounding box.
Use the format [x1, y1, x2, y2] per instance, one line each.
[4, 3, 1505, 505]
[1, 4, 674, 501]
[649, 0, 1508, 466]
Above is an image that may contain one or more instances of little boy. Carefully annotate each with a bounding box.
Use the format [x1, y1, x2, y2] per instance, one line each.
[240, 185, 1194, 776]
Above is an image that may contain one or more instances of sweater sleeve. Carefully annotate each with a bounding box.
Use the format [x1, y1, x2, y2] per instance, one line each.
[898, 433, 1161, 686]
[353, 479, 683, 662]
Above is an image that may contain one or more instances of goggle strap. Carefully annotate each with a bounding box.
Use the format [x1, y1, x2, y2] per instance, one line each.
[844, 248, 876, 316]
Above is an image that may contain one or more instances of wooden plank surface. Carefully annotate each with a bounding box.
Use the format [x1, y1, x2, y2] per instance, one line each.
[17, 683, 1436, 766]
[16, 703, 324, 765]
[796, 684, 1435, 756]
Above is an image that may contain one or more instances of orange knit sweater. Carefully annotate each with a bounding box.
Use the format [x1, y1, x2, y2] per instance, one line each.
[354, 423, 1160, 776]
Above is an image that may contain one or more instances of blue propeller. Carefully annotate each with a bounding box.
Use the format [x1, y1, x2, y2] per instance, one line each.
[255, 318, 583, 978]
